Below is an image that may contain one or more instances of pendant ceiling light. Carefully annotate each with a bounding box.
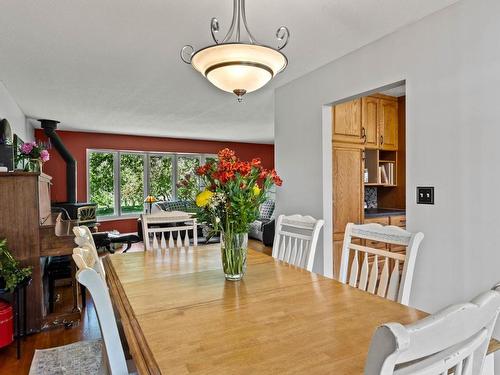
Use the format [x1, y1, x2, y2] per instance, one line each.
[181, 0, 290, 102]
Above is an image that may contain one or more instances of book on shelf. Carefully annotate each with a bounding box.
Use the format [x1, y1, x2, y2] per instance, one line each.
[379, 162, 395, 185]
[380, 166, 388, 184]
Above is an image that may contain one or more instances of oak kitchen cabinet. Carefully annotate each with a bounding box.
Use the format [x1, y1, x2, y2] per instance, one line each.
[332, 143, 364, 278]
[332, 98, 363, 144]
[378, 98, 398, 151]
[362, 96, 379, 148]
[333, 95, 399, 151]
[361, 95, 398, 151]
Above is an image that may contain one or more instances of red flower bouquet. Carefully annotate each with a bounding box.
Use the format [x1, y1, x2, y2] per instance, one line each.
[195, 148, 282, 280]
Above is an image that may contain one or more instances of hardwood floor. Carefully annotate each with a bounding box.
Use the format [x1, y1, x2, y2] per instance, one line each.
[0, 296, 101, 374]
[0, 240, 273, 374]
[248, 238, 273, 256]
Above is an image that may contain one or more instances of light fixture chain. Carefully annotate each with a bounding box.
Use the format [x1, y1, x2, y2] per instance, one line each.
[222, 0, 238, 43]
[241, 0, 258, 44]
[235, 0, 241, 42]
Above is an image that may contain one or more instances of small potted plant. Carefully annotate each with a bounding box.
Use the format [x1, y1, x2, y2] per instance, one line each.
[0, 239, 32, 292]
[15, 141, 50, 172]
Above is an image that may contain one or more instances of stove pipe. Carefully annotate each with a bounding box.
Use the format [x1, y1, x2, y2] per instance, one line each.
[39, 119, 77, 203]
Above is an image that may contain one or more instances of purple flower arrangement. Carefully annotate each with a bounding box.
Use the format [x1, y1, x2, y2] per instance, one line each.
[16, 141, 50, 171]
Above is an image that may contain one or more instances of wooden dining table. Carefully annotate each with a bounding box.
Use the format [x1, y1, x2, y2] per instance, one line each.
[102, 244, 435, 374]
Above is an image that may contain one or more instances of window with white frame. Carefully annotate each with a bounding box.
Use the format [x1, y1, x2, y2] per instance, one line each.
[87, 150, 216, 218]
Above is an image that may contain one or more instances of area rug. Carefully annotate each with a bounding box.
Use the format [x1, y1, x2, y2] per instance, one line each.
[29, 339, 106, 375]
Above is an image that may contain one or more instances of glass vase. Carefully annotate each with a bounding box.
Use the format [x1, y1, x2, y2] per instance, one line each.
[221, 231, 248, 281]
[23, 159, 40, 172]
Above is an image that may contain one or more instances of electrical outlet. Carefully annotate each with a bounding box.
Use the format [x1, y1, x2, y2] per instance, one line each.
[417, 187, 434, 205]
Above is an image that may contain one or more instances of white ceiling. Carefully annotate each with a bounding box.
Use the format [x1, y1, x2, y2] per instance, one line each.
[0, 0, 458, 143]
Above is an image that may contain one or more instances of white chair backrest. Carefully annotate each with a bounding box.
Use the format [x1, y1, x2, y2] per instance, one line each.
[272, 214, 325, 272]
[364, 289, 500, 375]
[73, 245, 106, 280]
[339, 223, 424, 305]
[73, 225, 97, 250]
[141, 211, 198, 250]
[76, 268, 128, 375]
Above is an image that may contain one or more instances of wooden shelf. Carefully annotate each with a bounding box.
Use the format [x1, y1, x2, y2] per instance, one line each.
[364, 183, 397, 187]
[364, 149, 397, 186]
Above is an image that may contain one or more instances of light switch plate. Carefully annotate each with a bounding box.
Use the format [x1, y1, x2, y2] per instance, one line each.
[417, 187, 434, 205]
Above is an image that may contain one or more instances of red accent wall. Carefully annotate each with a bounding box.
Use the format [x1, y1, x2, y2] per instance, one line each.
[35, 129, 274, 233]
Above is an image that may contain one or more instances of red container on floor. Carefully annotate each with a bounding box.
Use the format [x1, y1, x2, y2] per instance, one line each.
[0, 299, 13, 348]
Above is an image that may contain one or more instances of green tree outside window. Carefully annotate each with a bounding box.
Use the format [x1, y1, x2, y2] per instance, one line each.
[177, 156, 201, 201]
[149, 155, 173, 201]
[120, 153, 144, 214]
[88, 152, 115, 216]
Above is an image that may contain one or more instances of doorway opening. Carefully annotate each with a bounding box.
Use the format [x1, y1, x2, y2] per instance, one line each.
[321, 81, 406, 278]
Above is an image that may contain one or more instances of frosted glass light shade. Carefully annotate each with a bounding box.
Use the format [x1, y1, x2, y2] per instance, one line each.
[191, 43, 287, 93]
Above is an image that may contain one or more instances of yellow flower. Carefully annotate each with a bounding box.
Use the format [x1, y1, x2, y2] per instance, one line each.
[253, 185, 261, 196]
[196, 190, 214, 207]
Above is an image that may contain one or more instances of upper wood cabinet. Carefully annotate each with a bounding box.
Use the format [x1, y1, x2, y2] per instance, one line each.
[336, 96, 398, 150]
[379, 98, 398, 150]
[332, 99, 362, 144]
[362, 97, 379, 148]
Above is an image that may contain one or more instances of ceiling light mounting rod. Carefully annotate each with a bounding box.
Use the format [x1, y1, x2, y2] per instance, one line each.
[180, 0, 290, 101]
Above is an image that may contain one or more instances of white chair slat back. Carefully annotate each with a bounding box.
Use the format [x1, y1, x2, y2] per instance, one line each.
[73, 225, 97, 250]
[340, 223, 424, 305]
[272, 214, 324, 272]
[72, 226, 106, 279]
[141, 211, 198, 251]
[364, 289, 500, 375]
[76, 268, 129, 375]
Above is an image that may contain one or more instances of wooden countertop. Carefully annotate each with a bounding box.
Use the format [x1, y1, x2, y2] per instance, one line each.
[103, 245, 433, 374]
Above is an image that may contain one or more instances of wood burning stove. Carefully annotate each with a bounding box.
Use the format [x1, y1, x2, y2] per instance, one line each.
[38, 119, 97, 221]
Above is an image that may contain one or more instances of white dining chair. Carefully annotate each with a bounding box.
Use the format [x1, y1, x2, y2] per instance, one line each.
[339, 223, 424, 305]
[73, 245, 106, 280]
[272, 214, 325, 272]
[141, 211, 198, 250]
[73, 225, 98, 250]
[29, 263, 130, 375]
[364, 288, 500, 375]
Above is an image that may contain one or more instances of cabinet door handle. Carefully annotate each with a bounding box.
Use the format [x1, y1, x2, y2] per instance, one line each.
[361, 127, 367, 144]
[380, 135, 384, 145]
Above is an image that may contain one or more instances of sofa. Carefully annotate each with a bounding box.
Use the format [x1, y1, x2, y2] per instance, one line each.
[152, 200, 198, 214]
[249, 200, 276, 247]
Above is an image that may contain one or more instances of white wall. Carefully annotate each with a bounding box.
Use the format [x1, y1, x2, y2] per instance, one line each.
[0, 81, 31, 141]
[275, 0, 500, 314]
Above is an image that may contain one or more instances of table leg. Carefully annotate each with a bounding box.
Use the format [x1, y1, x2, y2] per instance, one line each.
[15, 289, 20, 360]
[22, 286, 27, 342]
[71, 261, 79, 313]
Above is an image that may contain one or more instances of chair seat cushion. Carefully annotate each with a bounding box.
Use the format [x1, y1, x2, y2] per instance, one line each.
[29, 339, 106, 375]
